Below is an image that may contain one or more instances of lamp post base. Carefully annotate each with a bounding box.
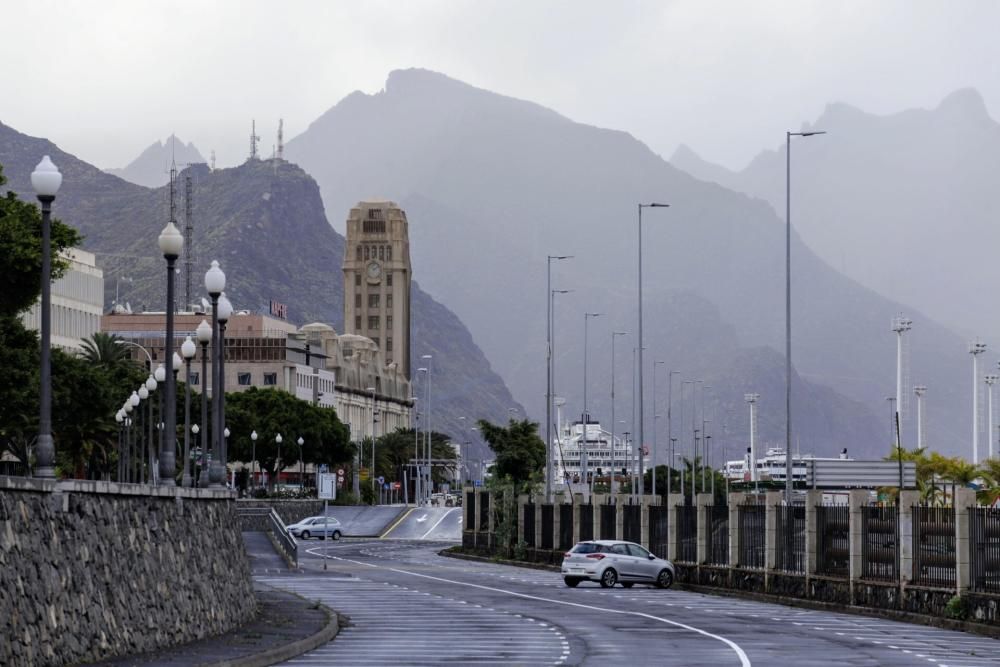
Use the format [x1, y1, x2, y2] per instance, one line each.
[34, 434, 55, 479]
[209, 460, 224, 488]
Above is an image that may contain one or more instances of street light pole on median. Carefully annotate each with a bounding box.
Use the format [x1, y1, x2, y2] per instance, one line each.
[546, 255, 572, 503]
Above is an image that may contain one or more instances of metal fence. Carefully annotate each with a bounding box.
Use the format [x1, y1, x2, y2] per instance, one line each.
[911, 505, 955, 587]
[971, 507, 1000, 593]
[775, 504, 806, 573]
[523, 502, 536, 547]
[861, 504, 898, 582]
[579, 502, 594, 542]
[465, 491, 476, 528]
[540, 504, 554, 550]
[559, 504, 574, 550]
[816, 505, 849, 577]
[676, 505, 697, 563]
[600, 503, 617, 540]
[479, 493, 490, 532]
[738, 503, 765, 569]
[623, 503, 641, 544]
[648, 505, 669, 559]
[706, 505, 729, 565]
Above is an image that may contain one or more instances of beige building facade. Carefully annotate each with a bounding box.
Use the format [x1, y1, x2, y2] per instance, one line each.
[342, 200, 413, 378]
[22, 248, 104, 351]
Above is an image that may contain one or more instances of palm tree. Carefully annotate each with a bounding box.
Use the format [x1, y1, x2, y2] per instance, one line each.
[942, 457, 980, 506]
[79, 332, 129, 365]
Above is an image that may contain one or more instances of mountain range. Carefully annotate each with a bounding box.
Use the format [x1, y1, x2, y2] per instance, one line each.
[284, 68, 978, 461]
[106, 134, 205, 188]
[0, 121, 521, 462]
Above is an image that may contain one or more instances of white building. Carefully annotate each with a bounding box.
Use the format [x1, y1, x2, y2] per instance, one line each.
[21, 248, 104, 351]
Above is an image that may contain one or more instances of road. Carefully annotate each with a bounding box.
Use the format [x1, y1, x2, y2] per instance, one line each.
[256, 539, 1000, 666]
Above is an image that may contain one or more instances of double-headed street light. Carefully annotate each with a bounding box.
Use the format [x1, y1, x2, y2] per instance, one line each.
[157, 217, 184, 486]
[546, 255, 573, 502]
[785, 130, 825, 504]
[637, 202, 669, 498]
[218, 293, 233, 478]
[275, 433, 283, 490]
[250, 430, 258, 490]
[297, 436, 305, 491]
[582, 312, 601, 493]
[181, 336, 196, 487]
[204, 261, 225, 487]
[195, 319, 212, 486]
[421, 354, 433, 501]
[31, 156, 62, 478]
[610, 331, 628, 497]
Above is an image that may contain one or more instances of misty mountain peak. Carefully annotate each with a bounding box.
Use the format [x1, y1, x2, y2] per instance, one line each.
[937, 87, 990, 120]
[385, 68, 472, 96]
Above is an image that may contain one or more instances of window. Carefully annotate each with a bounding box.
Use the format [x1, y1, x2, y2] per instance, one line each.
[237, 372, 252, 386]
[263, 373, 277, 386]
[378, 246, 385, 260]
[386, 337, 393, 352]
[386, 272, 393, 287]
[356, 246, 362, 261]
[627, 544, 651, 559]
[189, 371, 200, 385]
[386, 315, 393, 329]
[354, 273, 361, 287]
[355, 293, 361, 308]
[368, 316, 380, 330]
[368, 293, 380, 308]
[386, 245, 392, 261]
[610, 544, 629, 556]
[364, 245, 370, 260]
[371, 336, 379, 347]
[355, 315, 361, 330]
[386, 294, 393, 309]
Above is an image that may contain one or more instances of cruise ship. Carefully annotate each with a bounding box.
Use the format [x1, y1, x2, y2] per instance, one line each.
[551, 406, 639, 485]
[723, 446, 852, 484]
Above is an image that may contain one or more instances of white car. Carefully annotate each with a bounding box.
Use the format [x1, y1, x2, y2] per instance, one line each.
[287, 516, 343, 541]
[561, 540, 675, 589]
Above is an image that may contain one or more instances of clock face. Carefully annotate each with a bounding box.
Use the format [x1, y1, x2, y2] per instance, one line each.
[367, 261, 382, 280]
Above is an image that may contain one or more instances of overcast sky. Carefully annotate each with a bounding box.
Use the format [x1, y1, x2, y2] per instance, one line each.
[2, 1, 997, 171]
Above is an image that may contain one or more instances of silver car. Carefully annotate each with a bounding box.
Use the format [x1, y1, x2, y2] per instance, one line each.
[561, 540, 675, 589]
[287, 516, 343, 541]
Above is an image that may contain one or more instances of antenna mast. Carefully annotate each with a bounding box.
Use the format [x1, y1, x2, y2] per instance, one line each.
[277, 118, 284, 160]
[250, 119, 260, 160]
[210, 150, 216, 170]
[184, 174, 194, 309]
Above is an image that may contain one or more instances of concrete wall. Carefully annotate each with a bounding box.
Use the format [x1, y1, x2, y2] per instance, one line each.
[0, 477, 255, 666]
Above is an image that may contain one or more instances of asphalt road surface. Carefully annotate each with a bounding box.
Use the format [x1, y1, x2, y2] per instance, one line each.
[256, 539, 1000, 666]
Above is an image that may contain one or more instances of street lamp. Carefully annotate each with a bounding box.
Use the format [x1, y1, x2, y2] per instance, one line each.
[204, 260, 225, 487]
[31, 156, 62, 478]
[195, 318, 212, 486]
[652, 360, 666, 497]
[785, 129, 825, 504]
[158, 216, 184, 486]
[181, 336, 196, 487]
[297, 436, 304, 492]
[550, 287, 572, 500]
[275, 433, 283, 490]
[546, 254, 573, 503]
[637, 202, 669, 499]
[154, 363, 166, 484]
[610, 331, 628, 497]
[970, 340, 988, 464]
[667, 370, 680, 500]
[582, 312, 601, 495]
[217, 293, 233, 478]
[421, 354, 433, 501]
[250, 430, 258, 490]
[115, 410, 125, 481]
[223, 427, 231, 487]
[367, 386, 377, 501]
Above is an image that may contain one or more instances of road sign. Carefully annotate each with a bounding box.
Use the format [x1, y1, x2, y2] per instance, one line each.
[360, 468, 369, 481]
[319, 464, 329, 474]
[474, 480, 483, 487]
[392, 482, 401, 490]
[377, 475, 385, 485]
[337, 468, 344, 476]
[318, 473, 336, 500]
[337, 474, 344, 483]
[383, 483, 390, 490]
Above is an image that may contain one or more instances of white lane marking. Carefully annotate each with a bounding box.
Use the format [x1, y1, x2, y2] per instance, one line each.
[421, 507, 460, 539]
[315, 553, 750, 667]
[415, 514, 428, 523]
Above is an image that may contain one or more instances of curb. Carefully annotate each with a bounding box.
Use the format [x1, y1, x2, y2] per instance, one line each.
[440, 548, 1000, 639]
[204, 590, 340, 667]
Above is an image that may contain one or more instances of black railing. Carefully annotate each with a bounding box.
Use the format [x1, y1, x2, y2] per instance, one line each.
[540, 504, 554, 550]
[600, 503, 617, 540]
[235, 505, 298, 568]
[465, 490, 476, 528]
[559, 504, 574, 550]
[862, 504, 898, 582]
[579, 502, 594, 542]
[706, 504, 729, 565]
[775, 504, 805, 573]
[479, 492, 490, 532]
[738, 503, 765, 569]
[523, 502, 536, 547]
[912, 505, 955, 587]
[816, 505, 849, 577]
[676, 504, 697, 563]
[971, 507, 1000, 593]
[648, 505, 669, 559]
[623, 503, 641, 544]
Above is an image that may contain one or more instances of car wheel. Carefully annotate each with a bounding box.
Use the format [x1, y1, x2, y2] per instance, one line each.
[320, 534, 326, 541]
[656, 569, 674, 589]
[301, 530, 311, 540]
[621, 582, 634, 588]
[600, 568, 618, 588]
[564, 577, 580, 588]
[332, 531, 341, 541]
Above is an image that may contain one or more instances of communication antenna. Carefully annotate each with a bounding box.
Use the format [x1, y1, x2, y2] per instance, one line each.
[913, 385, 927, 450]
[277, 118, 284, 160]
[210, 150, 216, 171]
[891, 315, 912, 439]
[970, 339, 987, 464]
[249, 119, 260, 160]
[184, 174, 194, 310]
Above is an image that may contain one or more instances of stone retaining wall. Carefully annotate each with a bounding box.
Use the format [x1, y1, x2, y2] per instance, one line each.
[237, 499, 325, 525]
[0, 477, 256, 666]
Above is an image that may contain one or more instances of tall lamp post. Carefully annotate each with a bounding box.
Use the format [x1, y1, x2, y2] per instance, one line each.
[195, 319, 212, 486]
[130, 390, 141, 481]
[986, 376, 999, 462]
[154, 364, 166, 484]
[582, 312, 601, 495]
[667, 370, 680, 499]
[30, 156, 62, 478]
[421, 354, 433, 500]
[123, 401, 134, 482]
[250, 430, 258, 490]
[217, 293, 233, 477]
[636, 203, 669, 500]
[551, 288, 571, 496]
[297, 436, 305, 492]
[366, 386, 377, 500]
[204, 261, 225, 486]
[181, 336, 196, 487]
[610, 331, 628, 497]
[970, 340, 987, 464]
[546, 254, 572, 502]
[785, 130, 825, 504]
[275, 433, 283, 490]
[191, 423, 200, 482]
[157, 218, 183, 486]
[652, 360, 665, 496]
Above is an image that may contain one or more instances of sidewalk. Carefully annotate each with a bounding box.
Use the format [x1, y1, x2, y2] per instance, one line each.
[88, 581, 337, 667]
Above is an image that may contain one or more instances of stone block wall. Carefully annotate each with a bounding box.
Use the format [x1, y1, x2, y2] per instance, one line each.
[0, 478, 255, 666]
[237, 499, 325, 525]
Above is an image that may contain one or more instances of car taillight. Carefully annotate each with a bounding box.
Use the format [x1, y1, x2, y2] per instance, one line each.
[564, 553, 574, 559]
[586, 554, 606, 560]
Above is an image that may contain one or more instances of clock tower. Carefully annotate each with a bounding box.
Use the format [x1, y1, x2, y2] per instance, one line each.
[342, 200, 412, 378]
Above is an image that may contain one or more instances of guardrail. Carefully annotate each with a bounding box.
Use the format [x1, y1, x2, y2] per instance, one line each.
[236, 505, 298, 568]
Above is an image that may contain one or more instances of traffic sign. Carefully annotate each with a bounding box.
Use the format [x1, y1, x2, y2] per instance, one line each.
[377, 475, 385, 485]
[383, 483, 390, 490]
[319, 464, 329, 474]
[392, 482, 401, 490]
[337, 468, 344, 476]
[360, 468, 369, 481]
[318, 473, 335, 500]
[474, 480, 483, 487]
[337, 474, 344, 483]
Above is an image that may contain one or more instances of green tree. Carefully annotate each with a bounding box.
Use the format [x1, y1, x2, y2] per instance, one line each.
[368, 428, 455, 499]
[476, 418, 545, 488]
[80, 332, 130, 365]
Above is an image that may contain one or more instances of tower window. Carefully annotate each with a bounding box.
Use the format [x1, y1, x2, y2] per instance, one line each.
[356, 246, 362, 261]
[355, 294, 361, 308]
[386, 272, 393, 287]
[387, 294, 393, 309]
[378, 246, 385, 260]
[386, 245, 392, 261]
[368, 316, 380, 330]
[364, 246, 370, 260]
[387, 315, 393, 329]
[355, 273, 361, 287]
[355, 315, 361, 330]
[386, 337, 393, 352]
[368, 294, 380, 308]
